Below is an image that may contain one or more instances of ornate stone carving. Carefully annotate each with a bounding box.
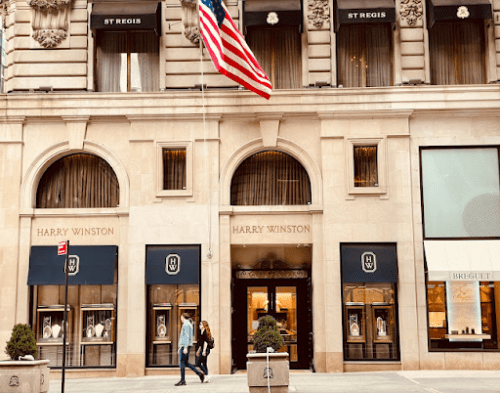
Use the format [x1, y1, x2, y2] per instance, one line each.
[234, 253, 310, 279]
[399, 0, 423, 27]
[307, 0, 329, 29]
[9, 376, 20, 387]
[29, 0, 72, 48]
[180, 0, 200, 45]
[0, 0, 10, 26]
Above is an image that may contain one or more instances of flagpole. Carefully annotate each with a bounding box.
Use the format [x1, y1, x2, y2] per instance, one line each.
[61, 239, 69, 393]
[199, 18, 212, 260]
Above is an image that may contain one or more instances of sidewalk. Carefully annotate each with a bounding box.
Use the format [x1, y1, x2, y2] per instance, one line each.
[48, 370, 500, 393]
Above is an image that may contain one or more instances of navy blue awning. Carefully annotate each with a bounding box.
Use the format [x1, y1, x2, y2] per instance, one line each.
[146, 245, 200, 285]
[28, 246, 117, 286]
[341, 243, 398, 283]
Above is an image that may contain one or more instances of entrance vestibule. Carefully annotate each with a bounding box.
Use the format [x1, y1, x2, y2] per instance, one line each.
[231, 247, 312, 370]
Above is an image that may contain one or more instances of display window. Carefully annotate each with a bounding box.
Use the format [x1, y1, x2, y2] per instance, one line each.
[32, 282, 117, 368]
[341, 243, 400, 361]
[342, 282, 400, 360]
[145, 245, 201, 367]
[427, 281, 500, 350]
[146, 284, 200, 367]
[28, 245, 118, 368]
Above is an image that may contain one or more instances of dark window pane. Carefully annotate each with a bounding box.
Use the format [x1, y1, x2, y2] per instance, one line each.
[246, 27, 302, 89]
[429, 21, 485, 85]
[354, 146, 378, 187]
[163, 149, 187, 190]
[36, 154, 119, 208]
[337, 24, 393, 88]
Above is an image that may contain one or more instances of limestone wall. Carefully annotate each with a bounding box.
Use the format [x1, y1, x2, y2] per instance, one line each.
[3, 0, 89, 92]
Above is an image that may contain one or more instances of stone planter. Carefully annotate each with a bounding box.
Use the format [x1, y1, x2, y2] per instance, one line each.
[247, 352, 289, 393]
[0, 359, 50, 393]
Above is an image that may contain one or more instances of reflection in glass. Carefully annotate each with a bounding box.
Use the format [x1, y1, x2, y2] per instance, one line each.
[247, 287, 268, 338]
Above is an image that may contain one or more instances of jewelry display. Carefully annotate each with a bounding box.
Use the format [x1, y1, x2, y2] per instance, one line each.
[86, 315, 95, 338]
[157, 315, 167, 338]
[95, 323, 104, 338]
[51, 324, 61, 338]
[377, 316, 387, 336]
[42, 316, 52, 339]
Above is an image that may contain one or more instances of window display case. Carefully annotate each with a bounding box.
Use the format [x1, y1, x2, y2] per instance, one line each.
[345, 303, 366, 343]
[36, 305, 72, 367]
[150, 303, 173, 365]
[79, 304, 116, 367]
[372, 304, 394, 344]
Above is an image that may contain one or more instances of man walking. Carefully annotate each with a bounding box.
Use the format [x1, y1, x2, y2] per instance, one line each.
[175, 313, 205, 386]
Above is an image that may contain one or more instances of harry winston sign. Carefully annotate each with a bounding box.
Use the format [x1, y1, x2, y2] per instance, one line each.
[361, 251, 377, 273]
[166, 254, 181, 275]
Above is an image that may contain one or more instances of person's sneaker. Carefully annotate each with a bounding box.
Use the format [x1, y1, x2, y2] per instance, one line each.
[205, 374, 211, 383]
[199, 373, 205, 383]
[175, 380, 186, 386]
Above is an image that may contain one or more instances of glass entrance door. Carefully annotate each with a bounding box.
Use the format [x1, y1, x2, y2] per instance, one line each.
[232, 278, 310, 370]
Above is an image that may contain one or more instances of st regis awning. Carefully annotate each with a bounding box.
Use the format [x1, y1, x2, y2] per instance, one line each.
[424, 240, 500, 281]
[146, 245, 200, 285]
[28, 246, 117, 285]
[341, 243, 398, 283]
[91, 2, 161, 35]
[427, 0, 492, 28]
[335, 0, 396, 30]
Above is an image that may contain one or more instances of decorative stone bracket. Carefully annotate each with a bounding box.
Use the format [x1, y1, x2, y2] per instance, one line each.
[307, 0, 330, 29]
[29, 0, 72, 48]
[399, 0, 423, 27]
[180, 0, 200, 45]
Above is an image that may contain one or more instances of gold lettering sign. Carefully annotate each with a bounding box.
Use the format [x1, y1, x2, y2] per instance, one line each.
[36, 228, 115, 237]
[232, 225, 311, 234]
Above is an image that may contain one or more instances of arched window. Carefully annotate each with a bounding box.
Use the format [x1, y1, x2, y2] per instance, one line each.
[36, 153, 120, 208]
[231, 151, 311, 205]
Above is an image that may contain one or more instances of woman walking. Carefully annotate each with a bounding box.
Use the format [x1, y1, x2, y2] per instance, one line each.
[196, 320, 212, 383]
[175, 313, 204, 386]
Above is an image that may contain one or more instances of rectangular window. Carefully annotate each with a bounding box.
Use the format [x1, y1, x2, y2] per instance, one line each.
[95, 31, 159, 92]
[427, 281, 499, 350]
[429, 21, 486, 85]
[246, 26, 302, 89]
[420, 147, 500, 238]
[343, 283, 400, 360]
[347, 138, 386, 196]
[163, 148, 187, 191]
[156, 142, 192, 197]
[337, 24, 393, 88]
[146, 284, 200, 367]
[354, 146, 378, 188]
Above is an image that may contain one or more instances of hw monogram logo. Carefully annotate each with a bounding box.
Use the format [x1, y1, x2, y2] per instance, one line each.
[64, 255, 80, 276]
[361, 252, 377, 273]
[165, 254, 181, 275]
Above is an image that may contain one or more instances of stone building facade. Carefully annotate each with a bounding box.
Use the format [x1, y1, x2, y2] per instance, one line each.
[1, 0, 500, 379]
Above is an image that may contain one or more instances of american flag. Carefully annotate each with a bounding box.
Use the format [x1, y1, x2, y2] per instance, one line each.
[198, 0, 272, 99]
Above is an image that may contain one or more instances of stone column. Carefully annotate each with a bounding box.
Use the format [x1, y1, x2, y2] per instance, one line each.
[398, 0, 427, 83]
[0, 117, 25, 360]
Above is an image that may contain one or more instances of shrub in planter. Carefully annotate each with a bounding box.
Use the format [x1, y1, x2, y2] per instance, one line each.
[5, 323, 38, 360]
[253, 315, 283, 353]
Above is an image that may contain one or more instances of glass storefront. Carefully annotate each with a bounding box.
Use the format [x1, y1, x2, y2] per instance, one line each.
[343, 283, 399, 360]
[28, 245, 118, 368]
[427, 281, 499, 350]
[145, 245, 201, 367]
[341, 243, 400, 361]
[146, 284, 200, 366]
